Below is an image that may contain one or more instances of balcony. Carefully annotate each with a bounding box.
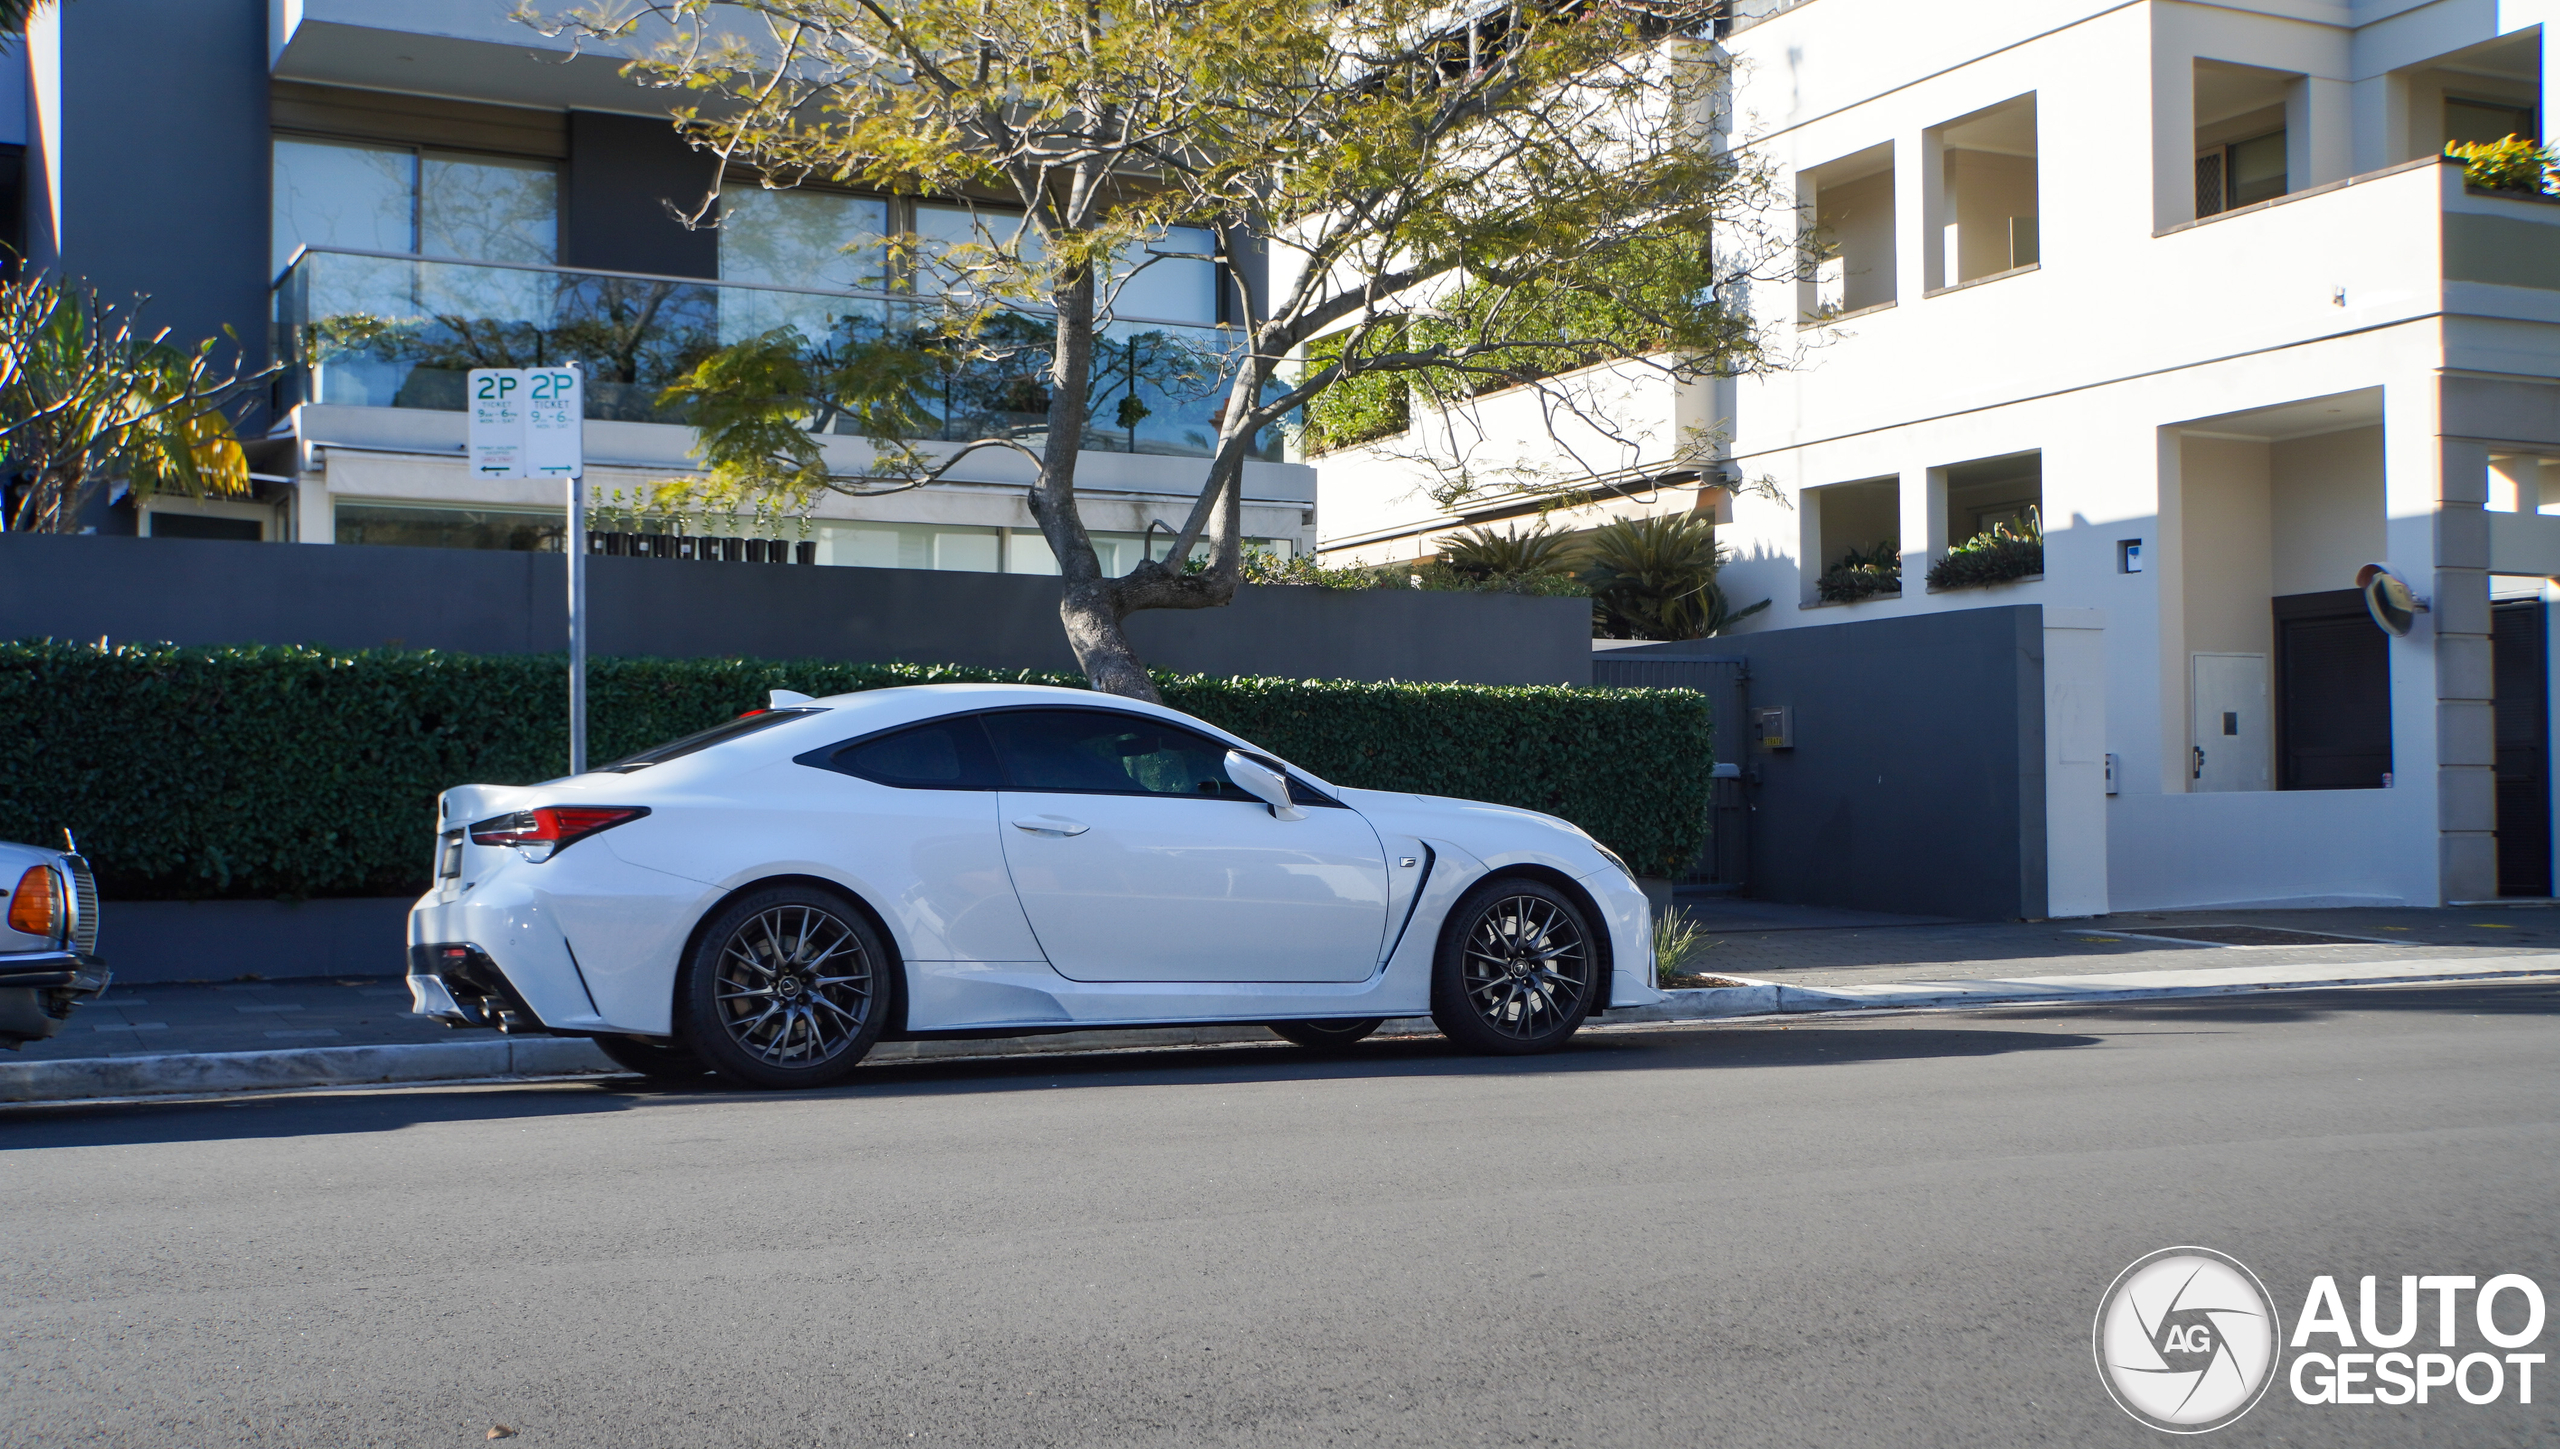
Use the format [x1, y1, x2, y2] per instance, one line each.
[271, 248, 1281, 462]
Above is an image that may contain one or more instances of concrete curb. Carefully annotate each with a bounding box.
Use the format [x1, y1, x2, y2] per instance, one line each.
[0, 1021, 1447, 1105]
[6, 960, 2553, 1106]
[1612, 956, 2560, 1024]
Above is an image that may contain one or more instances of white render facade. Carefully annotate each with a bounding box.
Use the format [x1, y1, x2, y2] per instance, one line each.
[1315, 0, 2560, 912]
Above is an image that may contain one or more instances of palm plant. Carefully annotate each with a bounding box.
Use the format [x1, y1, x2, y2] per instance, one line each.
[1434, 521, 1582, 582]
[0, 278, 267, 534]
[1582, 513, 1769, 640]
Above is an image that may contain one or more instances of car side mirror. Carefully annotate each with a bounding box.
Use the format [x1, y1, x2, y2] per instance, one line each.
[1223, 750, 1306, 821]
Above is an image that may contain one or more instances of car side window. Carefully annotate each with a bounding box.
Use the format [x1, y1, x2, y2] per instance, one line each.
[981, 709, 1256, 800]
[803, 717, 1000, 790]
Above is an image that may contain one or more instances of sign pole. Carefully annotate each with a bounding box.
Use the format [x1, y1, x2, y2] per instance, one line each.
[470, 361, 588, 774]
[565, 361, 588, 775]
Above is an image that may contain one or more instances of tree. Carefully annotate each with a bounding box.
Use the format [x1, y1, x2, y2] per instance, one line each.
[0, 278, 268, 534]
[541, 0, 1798, 700]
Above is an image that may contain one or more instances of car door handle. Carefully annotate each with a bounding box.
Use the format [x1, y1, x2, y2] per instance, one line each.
[1012, 817, 1090, 838]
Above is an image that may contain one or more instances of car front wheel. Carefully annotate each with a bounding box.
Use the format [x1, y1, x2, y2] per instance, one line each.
[677, 886, 892, 1090]
[1429, 878, 1598, 1055]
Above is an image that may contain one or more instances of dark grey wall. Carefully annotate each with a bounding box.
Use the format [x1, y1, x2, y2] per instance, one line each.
[46, 0, 272, 382]
[108, 898, 411, 985]
[0, 534, 1591, 685]
[562, 111, 719, 279]
[1610, 606, 2047, 920]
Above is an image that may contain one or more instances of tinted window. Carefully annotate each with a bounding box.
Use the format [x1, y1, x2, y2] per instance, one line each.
[812, 717, 1000, 790]
[598, 708, 824, 773]
[982, 709, 1257, 800]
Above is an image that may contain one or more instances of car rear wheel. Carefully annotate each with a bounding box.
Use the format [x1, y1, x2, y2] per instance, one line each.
[592, 1033, 714, 1082]
[1266, 1017, 1385, 1050]
[1428, 877, 1598, 1055]
[677, 886, 892, 1090]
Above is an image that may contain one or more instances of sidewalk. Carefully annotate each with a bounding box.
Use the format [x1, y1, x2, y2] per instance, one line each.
[7, 905, 2557, 1103]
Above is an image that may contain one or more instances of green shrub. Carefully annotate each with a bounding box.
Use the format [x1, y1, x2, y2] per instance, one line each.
[1815, 540, 1901, 604]
[2447, 135, 2558, 195]
[1300, 332, 1411, 454]
[1924, 511, 2043, 591]
[0, 642, 1711, 900]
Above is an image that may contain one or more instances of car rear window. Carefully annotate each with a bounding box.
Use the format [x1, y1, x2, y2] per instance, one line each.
[806, 717, 1001, 790]
[597, 708, 825, 773]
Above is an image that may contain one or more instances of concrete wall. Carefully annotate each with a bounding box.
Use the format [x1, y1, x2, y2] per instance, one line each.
[0, 533, 1592, 685]
[1611, 605, 2054, 920]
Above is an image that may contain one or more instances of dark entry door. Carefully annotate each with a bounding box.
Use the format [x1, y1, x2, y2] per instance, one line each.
[2493, 599, 2551, 898]
[2273, 590, 2392, 790]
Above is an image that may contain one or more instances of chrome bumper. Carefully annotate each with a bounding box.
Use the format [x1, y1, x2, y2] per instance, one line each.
[0, 949, 110, 994]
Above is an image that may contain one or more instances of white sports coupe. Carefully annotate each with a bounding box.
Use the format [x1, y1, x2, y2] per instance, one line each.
[408, 683, 1661, 1088]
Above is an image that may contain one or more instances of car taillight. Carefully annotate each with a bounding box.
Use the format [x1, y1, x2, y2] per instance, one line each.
[8, 865, 60, 938]
[468, 806, 649, 854]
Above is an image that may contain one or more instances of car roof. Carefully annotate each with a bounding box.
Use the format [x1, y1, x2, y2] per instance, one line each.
[793, 684, 1340, 790]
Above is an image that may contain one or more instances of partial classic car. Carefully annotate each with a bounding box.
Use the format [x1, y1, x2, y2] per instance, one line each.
[0, 834, 107, 1048]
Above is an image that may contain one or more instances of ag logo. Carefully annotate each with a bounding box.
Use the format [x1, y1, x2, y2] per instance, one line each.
[2094, 1247, 2282, 1433]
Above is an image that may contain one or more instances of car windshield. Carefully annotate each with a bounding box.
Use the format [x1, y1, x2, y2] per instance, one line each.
[596, 708, 825, 773]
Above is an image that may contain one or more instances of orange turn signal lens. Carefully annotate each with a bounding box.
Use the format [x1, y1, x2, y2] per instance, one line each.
[7, 865, 59, 938]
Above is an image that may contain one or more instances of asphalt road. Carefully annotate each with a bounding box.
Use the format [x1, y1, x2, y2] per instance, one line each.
[5, 983, 2558, 1448]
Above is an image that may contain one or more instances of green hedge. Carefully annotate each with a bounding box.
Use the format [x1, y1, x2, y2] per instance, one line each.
[0, 641, 1710, 900]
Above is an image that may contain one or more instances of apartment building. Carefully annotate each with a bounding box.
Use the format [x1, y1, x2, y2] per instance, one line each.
[15, 1, 1314, 574]
[1317, 0, 2560, 912]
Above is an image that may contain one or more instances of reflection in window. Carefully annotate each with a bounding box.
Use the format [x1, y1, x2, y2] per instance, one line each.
[273, 138, 416, 316]
[419, 153, 557, 321]
[719, 189, 893, 346]
[981, 709, 1246, 798]
[1108, 226, 1218, 324]
[335, 502, 565, 552]
[274, 138, 558, 323]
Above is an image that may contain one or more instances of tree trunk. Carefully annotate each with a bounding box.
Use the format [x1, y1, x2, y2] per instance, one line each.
[1033, 255, 1163, 703]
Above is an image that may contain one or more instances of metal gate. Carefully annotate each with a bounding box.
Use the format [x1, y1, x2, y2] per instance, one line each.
[1591, 655, 1748, 886]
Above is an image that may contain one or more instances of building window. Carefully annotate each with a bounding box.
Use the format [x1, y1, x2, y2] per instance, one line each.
[1806, 476, 1901, 604]
[1931, 95, 2038, 289]
[273, 138, 556, 277]
[1798, 143, 1896, 321]
[335, 502, 565, 552]
[718, 188, 893, 346]
[273, 138, 558, 325]
[1943, 453, 2040, 547]
[2192, 61, 2297, 219]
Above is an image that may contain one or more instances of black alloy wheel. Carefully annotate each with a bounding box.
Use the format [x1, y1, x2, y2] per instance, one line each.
[1428, 877, 1597, 1054]
[592, 1033, 714, 1083]
[677, 886, 892, 1089]
[1266, 1017, 1387, 1051]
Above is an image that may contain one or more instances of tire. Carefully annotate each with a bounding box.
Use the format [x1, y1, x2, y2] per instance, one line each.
[1428, 877, 1599, 1055]
[1267, 1017, 1386, 1051]
[676, 885, 893, 1090]
[592, 1033, 714, 1082]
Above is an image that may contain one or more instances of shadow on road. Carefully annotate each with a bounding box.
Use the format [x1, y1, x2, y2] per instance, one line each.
[2, 1017, 2103, 1150]
[1986, 979, 2560, 1025]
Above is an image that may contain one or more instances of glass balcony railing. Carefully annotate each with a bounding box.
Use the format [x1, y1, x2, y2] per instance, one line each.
[271, 247, 1282, 461]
